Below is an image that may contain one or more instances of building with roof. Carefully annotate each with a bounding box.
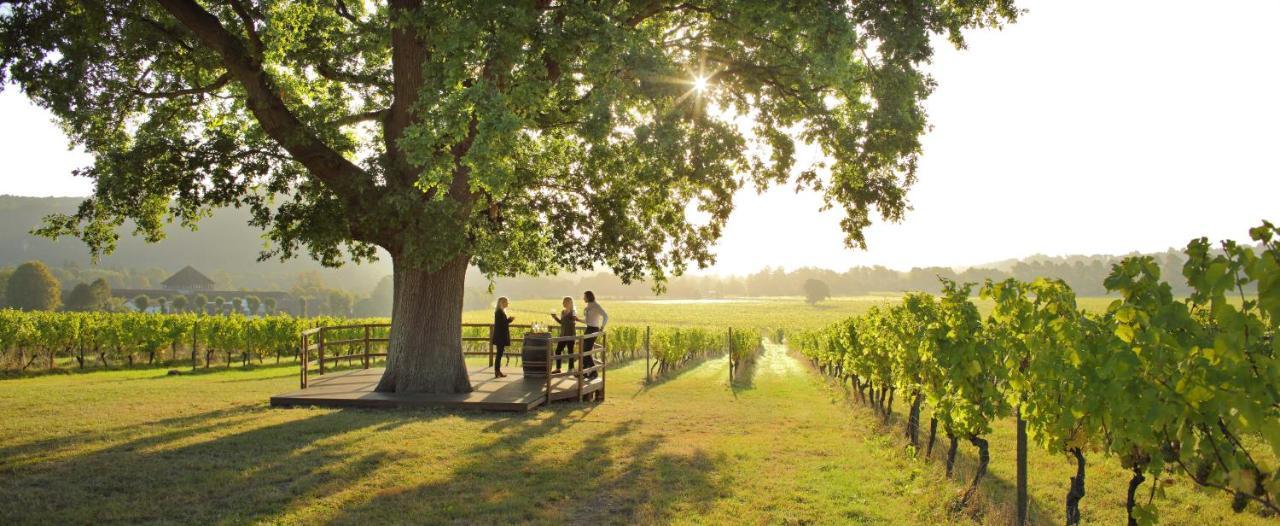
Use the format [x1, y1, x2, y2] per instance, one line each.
[161, 265, 216, 292]
[111, 266, 302, 315]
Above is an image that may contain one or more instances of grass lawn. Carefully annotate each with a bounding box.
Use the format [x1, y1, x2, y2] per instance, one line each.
[1, 342, 1266, 524]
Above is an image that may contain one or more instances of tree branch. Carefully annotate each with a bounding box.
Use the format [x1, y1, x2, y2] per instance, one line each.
[135, 72, 231, 99]
[316, 62, 389, 88]
[385, 0, 429, 190]
[623, 1, 711, 27]
[155, 0, 372, 209]
[227, 0, 263, 58]
[328, 108, 389, 127]
[334, 0, 359, 24]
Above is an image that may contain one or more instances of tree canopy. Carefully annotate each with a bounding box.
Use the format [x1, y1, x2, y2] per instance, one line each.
[6, 260, 61, 311]
[802, 277, 830, 305]
[1, 0, 1018, 283]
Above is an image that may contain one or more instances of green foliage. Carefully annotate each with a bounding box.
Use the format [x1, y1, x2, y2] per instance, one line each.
[1100, 223, 1280, 521]
[983, 277, 1109, 455]
[5, 261, 61, 311]
[2, 0, 1016, 285]
[802, 278, 831, 305]
[245, 296, 261, 316]
[728, 328, 763, 365]
[790, 221, 1280, 523]
[88, 278, 111, 308]
[0, 267, 10, 304]
[64, 283, 97, 312]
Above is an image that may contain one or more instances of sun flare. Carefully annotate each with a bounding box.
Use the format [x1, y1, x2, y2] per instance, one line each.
[692, 76, 709, 93]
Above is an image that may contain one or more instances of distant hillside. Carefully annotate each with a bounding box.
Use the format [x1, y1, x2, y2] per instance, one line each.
[0, 196, 1256, 302]
[0, 195, 389, 293]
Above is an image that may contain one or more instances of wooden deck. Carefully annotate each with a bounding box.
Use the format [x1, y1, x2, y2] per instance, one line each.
[270, 366, 603, 412]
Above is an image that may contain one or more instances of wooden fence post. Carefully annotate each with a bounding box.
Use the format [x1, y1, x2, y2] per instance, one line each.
[300, 332, 308, 389]
[599, 332, 607, 401]
[363, 325, 371, 369]
[545, 338, 553, 405]
[318, 328, 326, 376]
[190, 320, 198, 371]
[576, 334, 584, 402]
[644, 326, 651, 384]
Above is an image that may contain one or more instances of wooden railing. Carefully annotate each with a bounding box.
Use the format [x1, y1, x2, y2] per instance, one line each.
[297, 322, 607, 400]
[539, 329, 608, 403]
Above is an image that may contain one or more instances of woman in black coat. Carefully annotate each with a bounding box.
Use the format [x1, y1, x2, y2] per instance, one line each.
[491, 297, 515, 377]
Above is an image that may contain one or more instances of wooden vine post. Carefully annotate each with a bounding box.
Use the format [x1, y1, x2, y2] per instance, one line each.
[644, 326, 651, 384]
[727, 327, 734, 382]
[1016, 406, 1027, 525]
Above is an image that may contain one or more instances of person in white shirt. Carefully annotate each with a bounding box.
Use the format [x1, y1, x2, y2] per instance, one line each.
[581, 291, 608, 380]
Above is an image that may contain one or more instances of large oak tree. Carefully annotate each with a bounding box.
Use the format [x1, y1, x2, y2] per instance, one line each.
[1, 0, 1017, 393]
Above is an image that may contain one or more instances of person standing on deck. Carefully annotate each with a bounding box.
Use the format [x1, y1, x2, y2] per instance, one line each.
[550, 296, 580, 374]
[581, 291, 608, 380]
[491, 297, 515, 378]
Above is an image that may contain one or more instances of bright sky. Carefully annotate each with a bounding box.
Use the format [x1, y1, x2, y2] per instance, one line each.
[2, 0, 1278, 275]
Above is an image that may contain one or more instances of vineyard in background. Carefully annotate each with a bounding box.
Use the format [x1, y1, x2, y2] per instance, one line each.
[790, 222, 1279, 525]
[0, 309, 764, 378]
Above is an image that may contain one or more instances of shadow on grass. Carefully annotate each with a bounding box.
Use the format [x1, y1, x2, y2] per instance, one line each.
[0, 358, 311, 382]
[729, 352, 760, 396]
[632, 353, 720, 396]
[328, 415, 728, 525]
[1, 400, 727, 525]
[0, 407, 420, 524]
[805, 360, 1058, 526]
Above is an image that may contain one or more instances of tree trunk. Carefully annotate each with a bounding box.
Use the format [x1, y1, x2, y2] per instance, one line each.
[961, 435, 990, 507]
[1125, 465, 1145, 526]
[883, 388, 894, 423]
[1066, 448, 1086, 526]
[945, 432, 959, 477]
[926, 417, 938, 457]
[375, 254, 472, 394]
[906, 393, 922, 446]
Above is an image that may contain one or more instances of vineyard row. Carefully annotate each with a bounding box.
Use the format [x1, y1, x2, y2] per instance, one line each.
[790, 221, 1279, 526]
[0, 310, 763, 375]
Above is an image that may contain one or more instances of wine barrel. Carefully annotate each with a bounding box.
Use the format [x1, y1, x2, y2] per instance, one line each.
[521, 333, 552, 377]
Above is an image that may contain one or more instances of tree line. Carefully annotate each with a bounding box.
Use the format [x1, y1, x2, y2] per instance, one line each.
[791, 222, 1278, 525]
[465, 248, 1221, 301]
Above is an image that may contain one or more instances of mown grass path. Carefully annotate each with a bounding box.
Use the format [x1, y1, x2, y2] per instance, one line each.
[1, 343, 978, 525]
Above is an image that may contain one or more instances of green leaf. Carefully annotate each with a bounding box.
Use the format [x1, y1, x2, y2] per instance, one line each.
[1116, 325, 1136, 344]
